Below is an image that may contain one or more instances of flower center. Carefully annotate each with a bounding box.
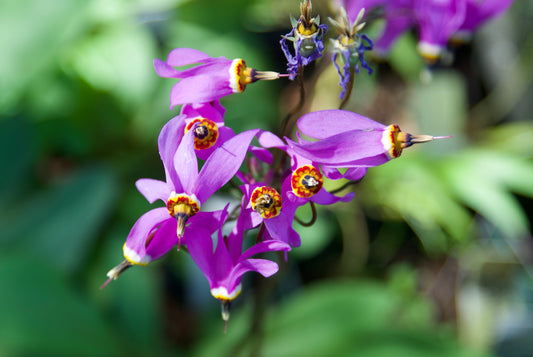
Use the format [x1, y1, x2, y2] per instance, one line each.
[166, 192, 201, 238]
[250, 186, 282, 219]
[291, 165, 323, 198]
[184, 118, 219, 150]
[229, 59, 255, 93]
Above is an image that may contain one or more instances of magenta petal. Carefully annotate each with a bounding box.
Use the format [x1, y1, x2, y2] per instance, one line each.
[195, 126, 235, 161]
[297, 110, 386, 139]
[173, 129, 198, 194]
[181, 101, 226, 125]
[158, 115, 186, 191]
[375, 10, 416, 56]
[124, 207, 170, 264]
[166, 48, 213, 67]
[194, 129, 259, 204]
[229, 259, 280, 283]
[415, 0, 466, 50]
[311, 188, 355, 205]
[290, 129, 386, 165]
[238, 240, 291, 263]
[321, 166, 368, 180]
[153, 59, 181, 78]
[170, 75, 233, 108]
[186, 226, 218, 285]
[264, 206, 301, 247]
[249, 146, 273, 165]
[257, 130, 287, 149]
[145, 218, 178, 261]
[136, 178, 170, 204]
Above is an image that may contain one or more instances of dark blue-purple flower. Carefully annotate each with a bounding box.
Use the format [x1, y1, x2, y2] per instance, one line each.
[329, 7, 374, 99]
[280, 0, 328, 79]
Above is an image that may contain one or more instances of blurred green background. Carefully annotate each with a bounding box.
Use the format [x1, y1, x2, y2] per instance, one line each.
[1, 0, 532, 356]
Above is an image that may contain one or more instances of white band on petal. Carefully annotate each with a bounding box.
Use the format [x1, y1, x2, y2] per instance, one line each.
[124, 245, 151, 266]
[211, 284, 242, 301]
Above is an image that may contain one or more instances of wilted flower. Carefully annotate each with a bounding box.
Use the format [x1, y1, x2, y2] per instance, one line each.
[329, 7, 374, 99]
[280, 0, 328, 79]
[154, 48, 280, 108]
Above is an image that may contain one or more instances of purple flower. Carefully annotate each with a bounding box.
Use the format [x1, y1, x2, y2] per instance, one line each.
[165, 100, 235, 161]
[280, 0, 328, 79]
[414, 0, 467, 62]
[154, 48, 280, 108]
[187, 207, 290, 325]
[103, 126, 258, 285]
[329, 7, 374, 99]
[341, 0, 386, 22]
[452, 0, 514, 42]
[373, 0, 417, 58]
[289, 109, 451, 169]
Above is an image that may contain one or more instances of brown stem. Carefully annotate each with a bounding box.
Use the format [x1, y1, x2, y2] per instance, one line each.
[294, 201, 317, 227]
[339, 67, 355, 109]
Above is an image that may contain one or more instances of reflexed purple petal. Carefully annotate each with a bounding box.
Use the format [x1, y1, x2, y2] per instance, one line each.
[229, 259, 280, 283]
[173, 129, 198, 194]
[186, 210, 229, 240]
[181, 100, 226, 125]
[458, 0, 514, 33]
[153, 59, 181, 78]
[166, 48, 213, 67]
[158, 115, 186, 191]
[185, 226, 217, 285]
[194, 129, 259, 204]
[310, 188, 355, 205]
[135, 178, 170, 204]
[290, 129, 386, 165]
[195, 126, 235, 161]
[124, 207, 170, 264]
[343, 167, 368, 180]
[321, 166, 368, 180]
[257, 130, 287, 149]
[249, 146, 273, 165]
[375, 10, 416, 57]
[170, 75, 233, 108]
[238, 240, 291, 263]
[345, 0, 386, 22]
[145, 218, 178, 261]
[264, 204, 301, 247]
[297, 110, 386, 139]
[415, 0, 466, 52]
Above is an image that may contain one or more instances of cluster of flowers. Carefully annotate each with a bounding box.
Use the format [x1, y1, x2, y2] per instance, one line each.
[101, 0, 455, 329]
[340, 0, 514, 62]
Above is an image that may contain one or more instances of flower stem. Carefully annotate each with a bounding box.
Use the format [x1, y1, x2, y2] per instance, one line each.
[281, 66, 306, 137]
[339, 67, 355, 109]
[294, 201, 317, 227]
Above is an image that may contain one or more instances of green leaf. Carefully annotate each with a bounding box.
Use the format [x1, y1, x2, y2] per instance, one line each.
[443, 149, 532, 239]
[193, 280, 488, 357]
[0, 167, 119, 272]
[0, 254, 121, 357]
[0, 0, 89, 113]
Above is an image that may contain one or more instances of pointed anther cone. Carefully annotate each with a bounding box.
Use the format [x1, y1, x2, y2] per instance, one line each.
[100, 260, 132, 289]
[221, 300, 231, 333]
